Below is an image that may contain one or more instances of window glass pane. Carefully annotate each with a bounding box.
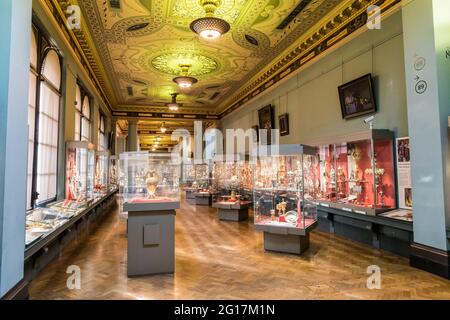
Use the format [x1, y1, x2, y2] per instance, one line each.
[75, 85, 82, 112]
[82, 96, 90, 119]
[75, 111, 81, 141]
[27, 71, 37, 210]
[82, 117, 90, 142]
[42, 50, 61, 90]
[30, 30, 37, 68]
[36, 82, 59, 204]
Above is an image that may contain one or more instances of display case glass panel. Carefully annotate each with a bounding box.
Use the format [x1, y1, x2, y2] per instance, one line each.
[94, 151, 109, 197]
[120, 152, 180, 205]
[182, 163, 210, 189]
[211, 155, 253, 203]
[109, 156, 118, 188]
[315, 130, 396, 215]
[65, 141, 95, 208]
[317, 145, 336, 202]
[253, 145, 318, 230]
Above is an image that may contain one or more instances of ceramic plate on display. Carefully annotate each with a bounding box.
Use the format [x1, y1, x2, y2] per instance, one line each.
[285, 210, 298, 225]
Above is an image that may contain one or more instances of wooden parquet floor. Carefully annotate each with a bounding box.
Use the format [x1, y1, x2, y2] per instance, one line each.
[29, 196, 450, 300]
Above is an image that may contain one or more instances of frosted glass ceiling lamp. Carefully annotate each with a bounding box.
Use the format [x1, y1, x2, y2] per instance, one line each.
[173, 65, 198, 88]
[190, 0, 230, 40]
[160, 122, 167, 133]
[166, 93, 181, 111]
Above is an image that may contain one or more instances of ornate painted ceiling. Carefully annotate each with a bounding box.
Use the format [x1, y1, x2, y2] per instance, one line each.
[75, 0, 346, 114]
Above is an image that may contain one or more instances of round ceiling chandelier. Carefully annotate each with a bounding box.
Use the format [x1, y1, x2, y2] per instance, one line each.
[167, 93, 181, 111]
[190, 0, 230, 40]
[173, 64, 198, 88]
[160, 122, 167, 133]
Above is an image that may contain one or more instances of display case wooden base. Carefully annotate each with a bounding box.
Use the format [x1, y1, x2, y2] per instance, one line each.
[254, 222, 317, 255]
[194, 192, 212, 206]
[263, 232, 310, 255]
[123, 201, 179, 277]
[213, 201, 252, 222]
[184, 188, 197, 199]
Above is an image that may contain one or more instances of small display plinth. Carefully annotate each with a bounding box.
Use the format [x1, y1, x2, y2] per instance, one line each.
[213, 201, 252, 222]
[194, 192, 212, 206]
[184, 188, 198, 199]
[263, 232, 310, 255]
[254, 221, 317, 255]
[125, 198, 179, 277]
[123, 198, 180, 212]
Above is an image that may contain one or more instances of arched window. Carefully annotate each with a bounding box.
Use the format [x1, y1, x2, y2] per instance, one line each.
[98, 113, 106, 151]
[26, 28, 38, 210]
[26, 24, 63, 209]
[81, 95, 91, 141]
[74, 83, 92, 142]
[36, 49, 61, 204]
[75, 85, 82, 140]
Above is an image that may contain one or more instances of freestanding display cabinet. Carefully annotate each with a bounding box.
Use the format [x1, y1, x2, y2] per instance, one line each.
[182, 163, 210, 199]
[315, 129, 396, 216]
[212, 154, 253, 221]
[253, 145, 318, 254]
[120, 152, 180, 276]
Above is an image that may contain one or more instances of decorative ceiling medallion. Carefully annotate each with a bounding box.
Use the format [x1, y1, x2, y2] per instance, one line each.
[151, 52, 219, 76]
[169, 0, 240, 22]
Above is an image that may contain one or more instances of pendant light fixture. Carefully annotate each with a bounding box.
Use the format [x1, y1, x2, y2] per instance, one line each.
[160, 122, 167, 133]
[190, 0, 230, 40]
[173, 65, 198, 89]
[166, 93, 181, 111]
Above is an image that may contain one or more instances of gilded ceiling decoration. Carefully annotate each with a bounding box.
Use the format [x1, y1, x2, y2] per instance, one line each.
[74, 0, 344, 113]
[48, 0, 401, 119]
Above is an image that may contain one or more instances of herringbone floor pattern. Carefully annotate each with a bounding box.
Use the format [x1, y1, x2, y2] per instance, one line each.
[29, 196, 450, 300]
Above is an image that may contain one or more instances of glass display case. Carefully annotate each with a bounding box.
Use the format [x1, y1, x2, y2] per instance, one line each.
[315, 129, 396, 215]
[109, 155, 118, 189]
[25, 141, 98, 247]
[211, 154, 253, 202]
[182, 162, 210, 189]
[94, 151, 109, 197]
[119, 152, 180, 206]
[65, 141, 95, 208]
[253, 145, 319, 230]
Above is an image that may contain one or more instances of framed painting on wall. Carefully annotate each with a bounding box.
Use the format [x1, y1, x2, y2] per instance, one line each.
[258, 104, 274, 144]
[338, 74, 377, 120]
[279, 113, 289, 136]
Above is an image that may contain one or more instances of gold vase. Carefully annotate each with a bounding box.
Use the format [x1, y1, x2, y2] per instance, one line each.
[145, 171, 159, 199]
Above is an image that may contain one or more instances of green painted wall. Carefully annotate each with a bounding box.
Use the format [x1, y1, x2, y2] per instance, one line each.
[220, 11, 408, 148]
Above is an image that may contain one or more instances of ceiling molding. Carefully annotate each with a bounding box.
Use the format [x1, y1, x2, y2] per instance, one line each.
[41, 0, 115, 112]
[48, 0, 401, 122]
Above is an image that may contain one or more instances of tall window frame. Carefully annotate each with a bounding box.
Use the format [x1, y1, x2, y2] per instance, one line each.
[98, 113, 106, 151]
[74, 83, 92, 142]
[27, 23, 63, 209]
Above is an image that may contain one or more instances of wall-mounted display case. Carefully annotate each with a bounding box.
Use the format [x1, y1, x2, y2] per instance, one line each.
[25, 142, 115, 248]
[315, 129, 396, 216]
[95, 151, 109, 197]
[65, 141, 95, 208]
[120, 152, 180, 208]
